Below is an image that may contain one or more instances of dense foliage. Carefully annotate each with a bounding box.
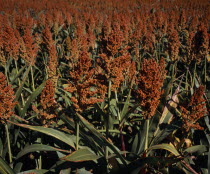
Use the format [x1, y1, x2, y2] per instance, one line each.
[0, 0, 209, 173]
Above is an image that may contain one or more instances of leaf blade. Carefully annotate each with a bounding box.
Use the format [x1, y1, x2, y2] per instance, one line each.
[9, 122, 75, 149]
[61, 149, 100, 162]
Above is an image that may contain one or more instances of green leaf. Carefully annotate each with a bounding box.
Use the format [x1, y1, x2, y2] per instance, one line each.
[60, 114, 104, 155]
[15, 65, 31, 101]
[150, 85, 181, 146]
[10, 65, 26, 84]
[119, 104, 140, 128]
[78, 168, 92, 174]
[16, 144, 70, 159]
[61, 149, 100, 162]
[13, 162, 22, 173]
[126, 156, 182, 173]
[20, 81, 46, 117]
[184, 145, 208, 155]
[17, 169, 48, 174]
[120, 88, 132, 120]
[110, 99, 117, 117]
[0, 156, 15, 174]
[147, 144, 180, 156]
[9, 122, 75, 149]
[75, 112, 128, 166]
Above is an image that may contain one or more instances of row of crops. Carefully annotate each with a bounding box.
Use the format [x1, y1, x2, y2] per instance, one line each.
[0, 0, 209, 173]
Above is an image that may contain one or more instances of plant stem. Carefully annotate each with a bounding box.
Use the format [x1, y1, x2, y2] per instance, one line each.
[105, 80, 112, 172]
[181, 160, 199, 174]
[15, 60, 25, 105]
[120, 128, 126, 157]
[76, 120, 79, 150]
[31, 66, 35, 92]
[5, 124, 12, 163]
[192, 62, 196, 88]
[144, 119, 150, 154]
[38, 155, 42, 169]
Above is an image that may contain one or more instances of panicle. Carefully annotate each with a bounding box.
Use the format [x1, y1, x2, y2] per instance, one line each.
[98, 51, 132, 91]
[105, 24, 124, 56]
[167, 24, 180, 61]
[180, 85, 207, 132]
[43, 26, 58, 87]
[2, 23, 20, 61]
[0, 72, 17, 123]
[22, 28, 38, 65]
[0, 28, 6, 65]
[65, 51, 107, 112]
[135, 58, 166, 119]
[32, 79, 57, 126]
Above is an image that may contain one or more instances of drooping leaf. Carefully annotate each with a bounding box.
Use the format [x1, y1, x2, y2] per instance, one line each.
[16, 144, 70, 159]
[75, 112, 128, 166]
[77, 168, 92, 174]
[9, 121, 75, 149]
[183, 145, 208, 155]
[17, 169, 48, 174]
[15, 65, 31, 101]
[0, 156, 15, 174]
[126, 156, 182, 174]
[20, 80, 46, 117]
[61, 149, 100, 162]
[60, 114, 104, 155]
[13, 162, 23, 173]
[150, 85, 180, 146]
[147, 144, 180, 156]
[10, 65, 26, 84]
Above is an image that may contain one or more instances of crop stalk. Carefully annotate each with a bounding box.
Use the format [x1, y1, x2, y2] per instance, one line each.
[5, 124, 12, 163]
[144, 119, 150, 154]
[76, 120, 79, 150]
[15, 60, 25, 105]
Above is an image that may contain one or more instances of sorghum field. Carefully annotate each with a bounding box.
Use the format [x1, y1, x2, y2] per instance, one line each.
[0, 0, 209, 173]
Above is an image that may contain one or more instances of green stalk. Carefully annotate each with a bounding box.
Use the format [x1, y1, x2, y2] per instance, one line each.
[105, 80, 112, 172]
[192, 62, 196, 88]
[144, 119, 150, 153]
[114, 91, 121, 121]
[37, 136, 42, 169]
[38, 155, 42, 169]
[170, 62, 177, 96]
[15, 60, 25, 105]
[30, 66, 35, 92]
[5, 124, 12, 163]
[76, 120, 79, 150]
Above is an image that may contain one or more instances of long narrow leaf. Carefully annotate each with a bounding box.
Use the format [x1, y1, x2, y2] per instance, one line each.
[9, 121, 75, 149]
[15, 65, 31, 101]
[61, 149, 100, 162]
[150, 84, 181, 146]
[20, 81, 46, 117]
[76, 113, 128, 166]
[147, 144, 180, 156]
[10, 65, 26, 84]
[17, 169, 48, 174]
[183, 145, 208, 155]
[0, 156, 15, 174]
[16, 144, 70, 159]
